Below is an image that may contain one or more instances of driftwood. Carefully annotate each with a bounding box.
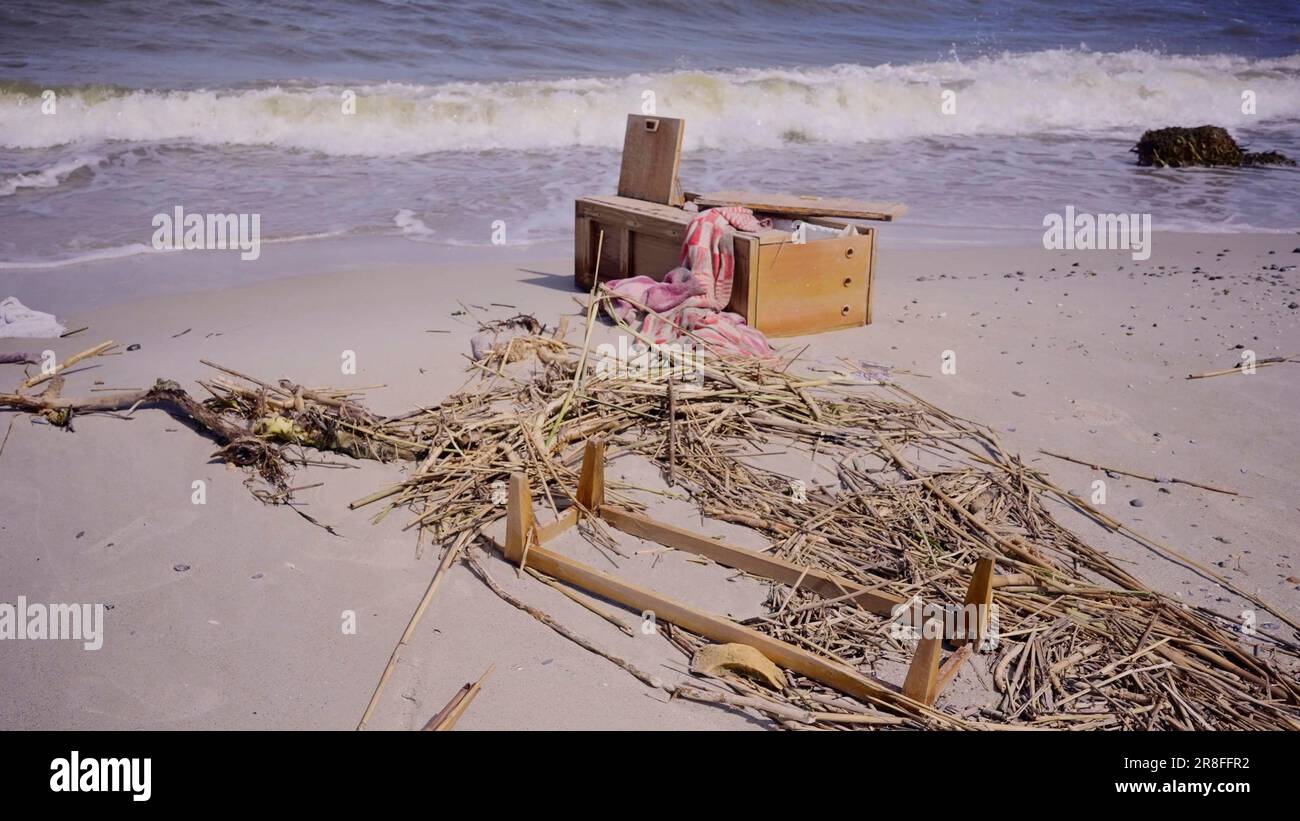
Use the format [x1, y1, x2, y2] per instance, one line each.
[0, 378, 286, 480]
[21, 340, 116, 390]
[1, 373, 417, 482]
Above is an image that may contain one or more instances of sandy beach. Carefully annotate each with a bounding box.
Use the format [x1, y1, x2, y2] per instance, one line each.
[2, 228, 1296, 730]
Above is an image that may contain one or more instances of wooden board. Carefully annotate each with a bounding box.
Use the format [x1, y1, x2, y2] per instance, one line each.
[687, 190, 906, 222]
[902, 623, 943, 704]
[601, 505, 904, 614]
[618, 115, 685, 206]
[954, 557, 995, 645]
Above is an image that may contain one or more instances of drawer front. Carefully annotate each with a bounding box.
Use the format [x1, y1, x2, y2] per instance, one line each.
[752, 234, 872, 337]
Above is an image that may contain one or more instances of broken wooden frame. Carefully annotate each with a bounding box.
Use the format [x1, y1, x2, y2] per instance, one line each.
[499, 438, 996, 714]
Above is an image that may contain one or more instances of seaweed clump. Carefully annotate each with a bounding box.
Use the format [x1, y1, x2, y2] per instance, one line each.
[1133, 125, 1295, 168]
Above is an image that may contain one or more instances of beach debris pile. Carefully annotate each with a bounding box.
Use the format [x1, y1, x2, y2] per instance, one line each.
[1133, 125, 1296, 168]
[2, 298, 1299, 731]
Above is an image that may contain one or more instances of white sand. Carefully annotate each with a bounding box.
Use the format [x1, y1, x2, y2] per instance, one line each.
[1, 230, 1297, 729]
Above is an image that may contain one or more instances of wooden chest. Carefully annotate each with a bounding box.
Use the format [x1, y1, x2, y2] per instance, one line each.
[574, 195, 875, 338]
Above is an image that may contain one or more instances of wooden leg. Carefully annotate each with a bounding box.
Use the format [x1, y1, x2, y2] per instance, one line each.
[577, 437, 605, 512]
[903, 618, 943, 705]
[504, 472, 535, 565]
[953, 557, 995, 646]
[574, 213, 593, 288]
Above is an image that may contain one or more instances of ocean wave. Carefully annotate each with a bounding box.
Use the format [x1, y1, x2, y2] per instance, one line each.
[0, 229, 354, 270]
[0, 242, 158, 269]
[3, 50, 1298, 155]
[0, 154, 106, 196]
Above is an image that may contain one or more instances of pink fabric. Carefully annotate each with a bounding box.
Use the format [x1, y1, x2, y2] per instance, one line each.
[603, 207, 773, 358]
[677, 206, 762, 310]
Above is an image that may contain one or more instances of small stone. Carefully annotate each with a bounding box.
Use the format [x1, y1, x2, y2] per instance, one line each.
[1011, 390, 1026, 397]
[251, 572, 264, 580]
[1129, 498, 1145, 508]
[174, 563, 191, 572]
[126, 343, 141, 352]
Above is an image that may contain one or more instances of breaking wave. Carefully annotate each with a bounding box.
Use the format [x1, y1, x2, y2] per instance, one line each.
[0, 155, 106, 196]
[4, 50, 1299, 156]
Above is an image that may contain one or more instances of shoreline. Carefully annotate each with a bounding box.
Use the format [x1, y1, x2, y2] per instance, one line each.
[6, 227, 1299, 317]
[2, 229, 1298, 729]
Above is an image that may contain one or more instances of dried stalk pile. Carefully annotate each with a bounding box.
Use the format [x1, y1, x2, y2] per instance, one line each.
[4, 306, 1298, 730]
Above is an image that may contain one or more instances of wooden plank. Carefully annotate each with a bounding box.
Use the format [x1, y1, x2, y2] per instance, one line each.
[865, 226, 876, 325]
[953, 556, 995, 645]
[580, 195, 693, 226]
[576, 438, 606, 511]
[687, 190, 906, 222]
[505, 539, 930, 714]
[727, 233, 759, 319]
[504, 472, 534, 564]
[574, 211, 594, 287]
[902, 620, 943, 704]
[600, 505, 904, 614]
[617, 115, 685, 205]
[536, 508, 579, 545]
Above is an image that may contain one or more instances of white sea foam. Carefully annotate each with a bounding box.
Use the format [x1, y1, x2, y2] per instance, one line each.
[0, 229, 352, 270]
[4, 51, 1298, 155]
[392, 208, 437, 239]
[0, 242, 160, 269]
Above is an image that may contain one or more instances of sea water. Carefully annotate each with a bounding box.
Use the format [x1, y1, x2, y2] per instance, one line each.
[1, 0, 1297, 269]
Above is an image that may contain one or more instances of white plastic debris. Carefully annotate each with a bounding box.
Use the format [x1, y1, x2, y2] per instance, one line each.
[0, 296, 66, 339]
